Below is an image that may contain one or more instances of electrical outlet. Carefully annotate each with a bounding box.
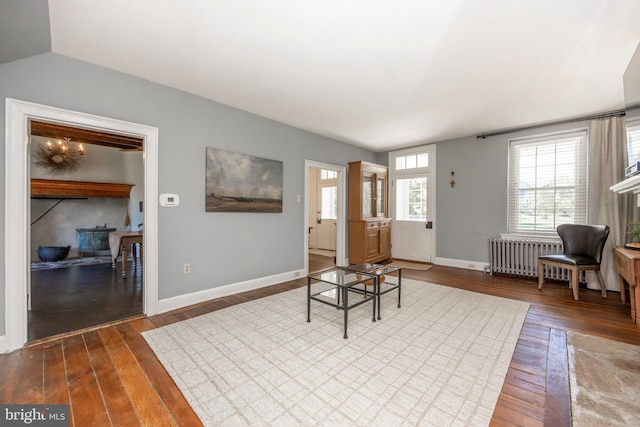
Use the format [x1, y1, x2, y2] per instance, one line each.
[467, 264, 476, 270]
[183, 263, 191, 274]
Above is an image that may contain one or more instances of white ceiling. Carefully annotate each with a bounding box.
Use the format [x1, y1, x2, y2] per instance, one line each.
[47, 0, 640, 152]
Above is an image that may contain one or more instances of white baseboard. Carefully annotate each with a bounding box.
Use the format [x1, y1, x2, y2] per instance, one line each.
[0, 335, 7, 354]
[157, 269, 306, 314]
[435, 257, 489, 272]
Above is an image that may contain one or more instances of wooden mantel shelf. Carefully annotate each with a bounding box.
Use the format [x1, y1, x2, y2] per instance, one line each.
[31, 179, 134, 198]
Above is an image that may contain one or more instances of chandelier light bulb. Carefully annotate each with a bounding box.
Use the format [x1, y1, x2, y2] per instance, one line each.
[36, 136, 86, 174]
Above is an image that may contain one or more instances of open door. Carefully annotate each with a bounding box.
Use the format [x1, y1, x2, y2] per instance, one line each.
[304, 161, 346, 275]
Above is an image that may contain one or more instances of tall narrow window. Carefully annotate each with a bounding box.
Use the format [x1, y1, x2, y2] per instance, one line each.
[508, 130, 588, 235]
[320, 169, 337, 219]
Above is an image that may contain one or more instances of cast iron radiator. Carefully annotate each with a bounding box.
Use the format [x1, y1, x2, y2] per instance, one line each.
[488, 238, 585, 281]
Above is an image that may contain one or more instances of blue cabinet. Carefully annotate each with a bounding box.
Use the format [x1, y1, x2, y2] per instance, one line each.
[76, 227, 117, 256]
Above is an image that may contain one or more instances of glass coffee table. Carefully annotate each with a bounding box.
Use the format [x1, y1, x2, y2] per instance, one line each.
[343, 263, 402, 320]
[307, 268, 377, 339]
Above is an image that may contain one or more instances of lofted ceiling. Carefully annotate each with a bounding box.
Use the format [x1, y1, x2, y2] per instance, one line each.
[4, 1, 640, 152]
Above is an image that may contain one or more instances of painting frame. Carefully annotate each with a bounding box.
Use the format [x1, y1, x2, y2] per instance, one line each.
[205, 147, 283, 213]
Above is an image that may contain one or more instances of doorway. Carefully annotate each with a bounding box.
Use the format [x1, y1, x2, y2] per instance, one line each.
[28, 121, 145, 341]
[308, 167, 337, 272]
[304, 160, 346, 274]
[5, 98, 159, 352]
[389, 146, 436, 263]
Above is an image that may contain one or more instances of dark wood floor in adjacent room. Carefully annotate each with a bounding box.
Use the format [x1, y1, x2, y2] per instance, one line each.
[29, 260, 143, 341]
[2, 263, 639, 426]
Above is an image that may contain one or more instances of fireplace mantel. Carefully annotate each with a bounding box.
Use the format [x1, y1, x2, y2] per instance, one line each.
[31, 179, 134, 199]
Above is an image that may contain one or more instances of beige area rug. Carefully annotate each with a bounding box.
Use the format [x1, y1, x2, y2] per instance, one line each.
[386, 260, 433, 271]
[143, 279, 529, 426]
[567, 332, 640, 426]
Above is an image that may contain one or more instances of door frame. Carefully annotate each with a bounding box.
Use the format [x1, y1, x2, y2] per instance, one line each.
[5, 98, 159, 352]
[304, 160, 346, 273]
[389, 145, 437, 263]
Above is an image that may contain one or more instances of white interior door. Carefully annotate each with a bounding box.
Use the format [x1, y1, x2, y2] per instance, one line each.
[317, 173, 337, 250]
[308, 170, 319, 248]
[390, 146, 436, 263]
[317, 219, 336, 250]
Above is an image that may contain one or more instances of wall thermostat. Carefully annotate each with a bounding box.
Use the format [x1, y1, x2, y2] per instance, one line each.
[159, 193, 180, 207]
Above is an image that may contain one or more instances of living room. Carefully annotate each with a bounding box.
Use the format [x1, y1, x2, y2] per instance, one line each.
[2, 1, 640, 425]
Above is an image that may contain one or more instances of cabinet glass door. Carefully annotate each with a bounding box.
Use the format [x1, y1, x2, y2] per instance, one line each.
[376, 175, 386, 217]
[362, 173, 373, 217]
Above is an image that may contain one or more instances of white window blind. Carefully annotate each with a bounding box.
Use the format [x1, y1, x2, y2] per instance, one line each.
[627, 119, 640, 165]
[508, 130, 588, 235]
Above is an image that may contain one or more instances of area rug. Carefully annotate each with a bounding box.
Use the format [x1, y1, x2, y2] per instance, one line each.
[386, 260, 433, 271]
[143, 279, 529, 426]
[30, 256, 113, 270]
[567, 331, 640, 426]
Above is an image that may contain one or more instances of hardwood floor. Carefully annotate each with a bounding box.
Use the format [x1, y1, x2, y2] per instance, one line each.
[308, 252, 336, 273]
[2, 265, 639, 426]
[29, 260, 143, 341]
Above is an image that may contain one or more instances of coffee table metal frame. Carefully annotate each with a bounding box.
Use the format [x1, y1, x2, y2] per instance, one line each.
[343, 263, 402, 320]
[307, 268, 377, 339]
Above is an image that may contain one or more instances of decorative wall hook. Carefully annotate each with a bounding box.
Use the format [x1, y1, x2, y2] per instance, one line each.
[450, 171, 455, 188]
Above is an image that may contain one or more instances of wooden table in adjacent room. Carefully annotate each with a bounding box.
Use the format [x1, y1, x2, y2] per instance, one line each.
[109, 231, 143, 279]
[612, 246, 640, 327]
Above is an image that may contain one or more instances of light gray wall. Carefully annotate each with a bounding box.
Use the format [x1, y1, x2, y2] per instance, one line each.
[434, 120, 592, 263]
[0, 53, 377, 336]
[0, 0, 50, 66]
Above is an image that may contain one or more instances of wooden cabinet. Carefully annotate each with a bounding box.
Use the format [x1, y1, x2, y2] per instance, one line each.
[348, 161, 391, 264]
[613, 247, 640, 328]
[349, 161, 387, 220]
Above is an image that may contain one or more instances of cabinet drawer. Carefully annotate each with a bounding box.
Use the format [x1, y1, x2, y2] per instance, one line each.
[367, 221, 379, 229]
[379, 220, 391, 228]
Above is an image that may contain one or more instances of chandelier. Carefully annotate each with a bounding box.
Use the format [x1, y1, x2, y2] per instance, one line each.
[34, 137, 85, 175]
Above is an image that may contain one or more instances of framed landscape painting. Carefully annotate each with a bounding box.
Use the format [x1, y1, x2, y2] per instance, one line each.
[206, 147, 283, 213]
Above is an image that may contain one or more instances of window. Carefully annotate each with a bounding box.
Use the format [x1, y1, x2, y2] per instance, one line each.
[320, 169, 337, 180]
[395, 177, 427, 221]
[320, 169, 337, 219]
[395, 153, 428, 171]
[628, 119, 640, 165]
[508, 130, 588, 235]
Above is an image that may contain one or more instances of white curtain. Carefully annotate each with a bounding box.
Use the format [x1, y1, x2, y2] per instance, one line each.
[587, 116, 629, 291]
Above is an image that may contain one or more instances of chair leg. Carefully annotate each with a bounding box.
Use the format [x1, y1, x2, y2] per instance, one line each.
[596, 269, 607, 298]
[538, 260, 545, 290]
[570, 268, 579, 300]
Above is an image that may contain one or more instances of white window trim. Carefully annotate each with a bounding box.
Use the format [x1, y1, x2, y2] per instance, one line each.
[506, 127, 589, 238]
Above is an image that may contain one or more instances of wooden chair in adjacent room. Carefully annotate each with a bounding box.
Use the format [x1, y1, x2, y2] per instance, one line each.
[537, 224, 610, 301]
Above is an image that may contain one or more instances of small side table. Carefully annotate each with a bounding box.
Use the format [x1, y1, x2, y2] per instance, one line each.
[344, 263, 402, 320]
[307, 268, 377, 339]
